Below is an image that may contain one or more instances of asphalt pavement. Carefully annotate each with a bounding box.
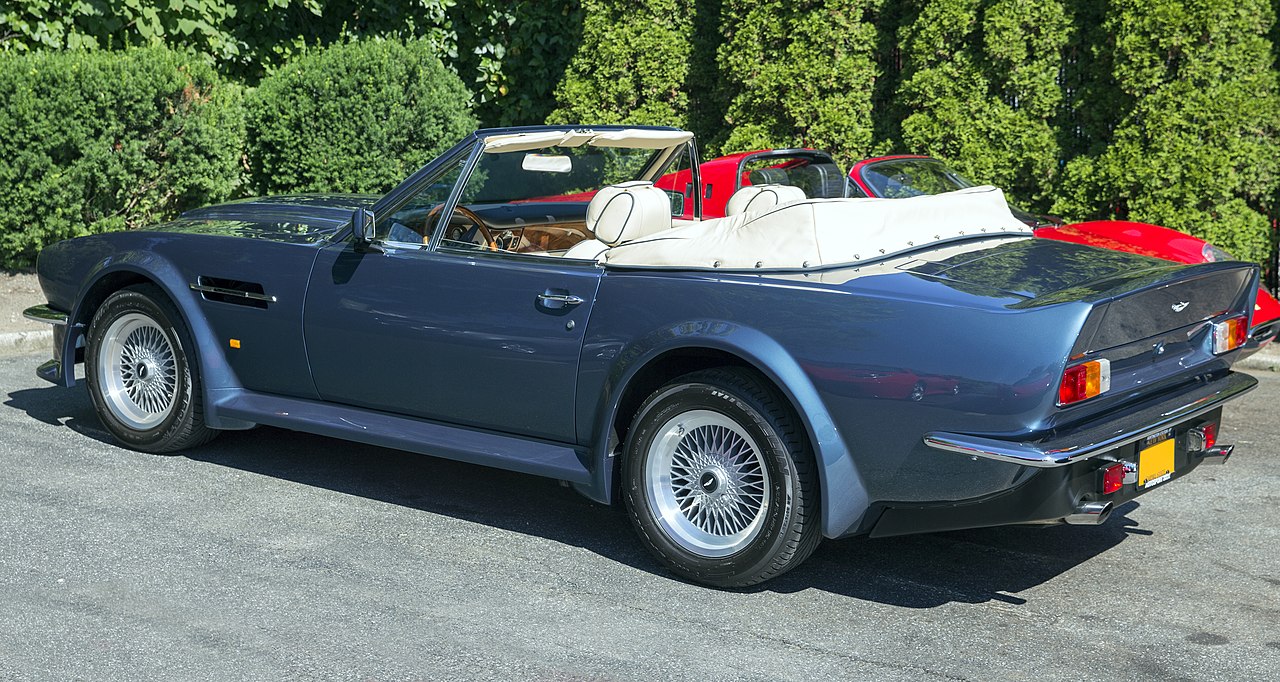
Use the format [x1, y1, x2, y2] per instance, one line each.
[1, 351, 1278, 680]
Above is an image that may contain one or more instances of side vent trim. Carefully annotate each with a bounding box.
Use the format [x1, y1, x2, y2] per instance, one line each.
[191, 277, 276, 309]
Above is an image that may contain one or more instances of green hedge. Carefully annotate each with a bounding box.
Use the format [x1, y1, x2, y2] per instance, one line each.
[546, 0, 692, 126]
[1051, 0, 1280, 264]
[712, 1, 881, 167]
[895, 0, 1069, 208]
[0, 47, 244, 267]
[246, 39, 477, 195]
[4, 3, 1280, 272]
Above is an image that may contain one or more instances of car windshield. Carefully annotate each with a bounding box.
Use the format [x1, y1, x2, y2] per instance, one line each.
[861, 158, 973, 198]
[464, 144, 665, 204]
[739, 154, 846, 198]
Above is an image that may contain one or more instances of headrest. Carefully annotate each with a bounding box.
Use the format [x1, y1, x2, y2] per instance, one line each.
[748, 167, 790, 185]
[725, 184, 807, 216]
[587, 181, 673, 246]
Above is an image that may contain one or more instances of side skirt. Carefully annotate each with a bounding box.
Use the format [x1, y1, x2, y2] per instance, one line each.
[211, 390, 594, 486]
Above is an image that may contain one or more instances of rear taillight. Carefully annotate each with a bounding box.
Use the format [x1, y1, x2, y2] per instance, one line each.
[1058, 358, 1111, 406]
[1189, 423, 1218, 452]
[1102, 462, 1125, 494]
[1212, 316, 1248, 354]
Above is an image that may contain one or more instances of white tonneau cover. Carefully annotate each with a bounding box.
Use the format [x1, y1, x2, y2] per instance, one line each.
[603, 185, 1033, 270]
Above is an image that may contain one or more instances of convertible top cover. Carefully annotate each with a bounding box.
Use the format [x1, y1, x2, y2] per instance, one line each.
[603, 185, 1033, 270]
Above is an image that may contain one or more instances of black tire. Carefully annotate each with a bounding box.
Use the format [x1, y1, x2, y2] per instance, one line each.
[623, 367, 820, 587]
[84, 284, 218, 453]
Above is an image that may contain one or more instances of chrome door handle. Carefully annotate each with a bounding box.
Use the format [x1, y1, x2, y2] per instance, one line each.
[537, 292, 585, 306]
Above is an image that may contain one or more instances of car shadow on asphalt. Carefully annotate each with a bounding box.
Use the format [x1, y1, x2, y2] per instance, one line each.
[762, 502, 1148, 606]
[8, 382, 1153, 607]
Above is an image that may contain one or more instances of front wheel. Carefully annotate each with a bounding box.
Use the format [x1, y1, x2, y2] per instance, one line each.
[623, 368, 820, 587]
[85, 285, 218, 453]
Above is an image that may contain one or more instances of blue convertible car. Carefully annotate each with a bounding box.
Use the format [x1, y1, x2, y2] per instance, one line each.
[26, 126, 1258, 587]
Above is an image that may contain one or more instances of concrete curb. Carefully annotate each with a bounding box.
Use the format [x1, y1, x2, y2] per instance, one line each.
[0, 329, 52, 358]
[1238, 344, 1280, 373]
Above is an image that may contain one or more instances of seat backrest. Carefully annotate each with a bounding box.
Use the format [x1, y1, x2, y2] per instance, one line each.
[748, 167, 790, 185]
[725, 184, 807, 216]
[587, 181, 673, 246]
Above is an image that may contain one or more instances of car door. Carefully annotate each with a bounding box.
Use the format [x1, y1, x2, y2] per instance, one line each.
[303, 243, 601, 443]
[301, 141, 603, 443]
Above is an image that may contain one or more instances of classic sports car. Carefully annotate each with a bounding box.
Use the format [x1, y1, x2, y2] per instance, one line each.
[26, 126, 1259, 587]
[698, 149, 1280, 350]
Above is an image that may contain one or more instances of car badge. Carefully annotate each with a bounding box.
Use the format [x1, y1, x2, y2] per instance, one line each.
[1171, 301, 1190, 312]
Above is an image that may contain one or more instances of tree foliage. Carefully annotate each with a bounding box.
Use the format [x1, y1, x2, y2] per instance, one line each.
[712, 0, 882, 167]
[3, 1, 1280, 270]
[0, 0, 551, 127]
[0, 47, 244, 267]
[895, 0, 1070, 208]
[546, 0, 693, 126]
[1051, 0, 1280, 264]
[247, 39, 476, 194]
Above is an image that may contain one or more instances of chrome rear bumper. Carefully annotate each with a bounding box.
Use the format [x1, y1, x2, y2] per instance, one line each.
[923, 371, 1256, 467]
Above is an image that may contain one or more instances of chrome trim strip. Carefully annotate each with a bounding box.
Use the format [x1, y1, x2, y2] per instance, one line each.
[924, 372, 1257, 468]
[189, 283, 277, 303]
[23, 304, 68, 326]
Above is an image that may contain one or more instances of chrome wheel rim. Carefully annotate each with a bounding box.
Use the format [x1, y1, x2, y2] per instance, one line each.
[645, 410, 770, 557]
[97, 313, 178, 430]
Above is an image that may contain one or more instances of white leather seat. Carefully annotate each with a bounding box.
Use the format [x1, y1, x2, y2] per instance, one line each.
[605, 186, 1033, 269]
[563, 181, 673, 260]
[725, 184, 807, 216]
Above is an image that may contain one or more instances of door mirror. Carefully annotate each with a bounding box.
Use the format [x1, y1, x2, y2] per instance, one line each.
[352, 208, 376, 245]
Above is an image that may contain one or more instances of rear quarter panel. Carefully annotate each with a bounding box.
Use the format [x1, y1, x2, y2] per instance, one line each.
[578, 266, 1093, 537]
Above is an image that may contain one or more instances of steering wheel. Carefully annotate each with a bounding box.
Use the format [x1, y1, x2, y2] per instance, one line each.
[425, 204, 494, 248]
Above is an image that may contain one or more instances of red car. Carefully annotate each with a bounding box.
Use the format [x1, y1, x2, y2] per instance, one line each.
[693, 150, 1280, 350]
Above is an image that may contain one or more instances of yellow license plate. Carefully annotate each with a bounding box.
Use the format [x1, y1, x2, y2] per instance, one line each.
[1139, 437, 1175, 488]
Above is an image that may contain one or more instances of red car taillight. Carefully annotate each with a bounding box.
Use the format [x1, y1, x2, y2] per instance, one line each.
[1058, 358, 1110, 406]
[1102, 462, 1125, 494]
[1189, 423, 1218, 452]
[1212, 316, 1248, 354]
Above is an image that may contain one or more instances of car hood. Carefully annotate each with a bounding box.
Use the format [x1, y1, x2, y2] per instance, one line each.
[163, 193, 382, 244]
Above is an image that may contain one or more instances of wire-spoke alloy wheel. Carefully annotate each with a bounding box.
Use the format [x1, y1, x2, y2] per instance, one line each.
[624, 368, 820, 587]
[97, 313, 179, 430]
[85, 285, 217, 453]
[645, 410, 770, 557]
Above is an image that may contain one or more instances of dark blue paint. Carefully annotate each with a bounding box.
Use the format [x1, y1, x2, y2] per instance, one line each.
[303, 242, 602, 442]
[214, 389, 591, 484]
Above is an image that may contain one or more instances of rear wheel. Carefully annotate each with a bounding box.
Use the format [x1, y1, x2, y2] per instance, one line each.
[85, 285, 217, 453]
[623, 367, 820, 587]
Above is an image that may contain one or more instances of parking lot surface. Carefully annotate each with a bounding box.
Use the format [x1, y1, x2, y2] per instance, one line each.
[1, 353, 1278, 681]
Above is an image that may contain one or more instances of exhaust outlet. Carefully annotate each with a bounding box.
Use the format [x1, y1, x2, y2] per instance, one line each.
[1064, 501, 1113, 526]
[1200, 444, 1233, 465]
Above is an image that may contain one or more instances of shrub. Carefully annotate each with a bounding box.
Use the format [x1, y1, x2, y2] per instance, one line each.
[1051, 0, 1280, 264]
[0, 47, 245, 267]
[895, 0, 1070, 208]
[247, 39, 477, 195]
[713, 0, 882, 167]
[546, 0, 692, 126]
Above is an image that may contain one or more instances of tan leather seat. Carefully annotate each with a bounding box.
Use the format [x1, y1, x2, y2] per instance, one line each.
[563, 181, 673, 260]
[724, 184, 807, 216]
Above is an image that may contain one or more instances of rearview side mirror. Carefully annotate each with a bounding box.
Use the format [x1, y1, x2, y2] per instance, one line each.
[352, 209, 377, 246]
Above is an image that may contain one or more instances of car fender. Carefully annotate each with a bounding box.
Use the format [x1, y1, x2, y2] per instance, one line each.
[64, 251, 250, 429]
[582, 319, 871, 539]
